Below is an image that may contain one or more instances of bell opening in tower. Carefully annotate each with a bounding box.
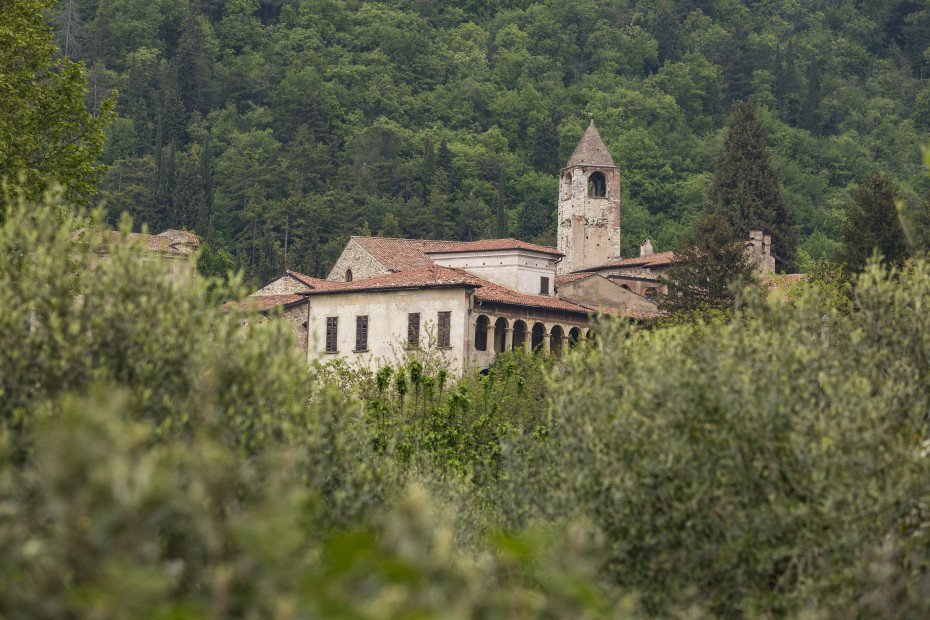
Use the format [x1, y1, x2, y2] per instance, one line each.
[587, 171, 606, 197]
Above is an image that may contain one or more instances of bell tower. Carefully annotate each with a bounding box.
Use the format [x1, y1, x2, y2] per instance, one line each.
[556, 119, 621, 274]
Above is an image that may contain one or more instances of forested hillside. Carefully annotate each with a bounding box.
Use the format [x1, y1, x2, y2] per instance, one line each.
[54, 0, 930, 283]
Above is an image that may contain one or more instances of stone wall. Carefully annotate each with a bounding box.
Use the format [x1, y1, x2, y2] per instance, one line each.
[557, 166, 622, 274]
[253, 274, 311, 296]
[556, 275, 657, 312]
[326, 239, 391, 281]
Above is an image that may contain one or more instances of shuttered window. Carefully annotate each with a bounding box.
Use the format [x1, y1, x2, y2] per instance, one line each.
[438, 311, 451, 347]
[407, 312, 420, 347]
[325, 317, 338, 352]
[540, 276, 550, 295]
[355, 315, 369, 351]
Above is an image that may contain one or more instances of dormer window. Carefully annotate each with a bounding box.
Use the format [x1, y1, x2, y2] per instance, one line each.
[587, 171, 606, 197]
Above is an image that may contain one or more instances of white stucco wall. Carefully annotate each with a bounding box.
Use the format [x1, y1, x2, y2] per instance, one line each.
[428, 249, 558, 296]
[307, 287, 472, 371]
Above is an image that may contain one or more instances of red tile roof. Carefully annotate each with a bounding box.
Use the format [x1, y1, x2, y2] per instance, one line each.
[555, 272, 596, 287]
[285, 271, 346, 290]
[351, 236, 561, 272]
[580, 250, 678, 271]
[304, 265, 483, 295]
[303, 264, 622, 316]
[351, 237, 440, 272]
[424, 238, 561, 256]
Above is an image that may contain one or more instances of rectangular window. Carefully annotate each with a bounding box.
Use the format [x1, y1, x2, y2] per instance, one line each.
[540, 276, 550, 295]
[407, 312, 420, 347]
[355, 315, 369, 351]
[438, 311, 451, 348]
[325, 316, 338, 353]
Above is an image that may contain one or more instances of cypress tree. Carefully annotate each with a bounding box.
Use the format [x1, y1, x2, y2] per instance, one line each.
[658, 213, 758, 315]
[803, 56, 822, 133]
[839, 172, 909, 271]
[709, 98, 798, 267]
[655, 6, 682, 65]
[531, 118, 560, 175]
[174, 10, 207, 115]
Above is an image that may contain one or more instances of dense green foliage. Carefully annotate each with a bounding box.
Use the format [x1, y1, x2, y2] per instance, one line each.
[49, 0, 930, 282]
[658, 211, 757, 315]
[7, 185, 930, 616]
[708, 98, 797, 266]
[839, 171, 910, 271]
[0, 0, 113, 206]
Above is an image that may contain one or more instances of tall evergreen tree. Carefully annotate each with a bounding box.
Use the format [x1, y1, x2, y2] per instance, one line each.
[803, 55, 822, 133]
[531, 118, 560, 175]
[436, 140, 457, 190]
[839, 172, 909, 271]
[655, 6, 682, 65]
[173, 143, 210, 238]
[658, 213, 758, 315]
[174, 10, 208, 115]
[709, 98, 798, 267]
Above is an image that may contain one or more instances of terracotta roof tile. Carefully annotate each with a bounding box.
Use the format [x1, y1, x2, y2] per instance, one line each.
[304, 265, 482, 295]
[351, 237, 439, 272]
[304, 264, 598, 315]
[424, 238, 561, 256]
[555, 272, 596, 287]
[580, 250, 678, 271]
[285, 271, 346, 290]
[566, 119, 615, 168]
[351, 236, 562, 272]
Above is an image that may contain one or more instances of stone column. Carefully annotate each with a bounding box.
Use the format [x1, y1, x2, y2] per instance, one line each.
[504, 327, 514, 352]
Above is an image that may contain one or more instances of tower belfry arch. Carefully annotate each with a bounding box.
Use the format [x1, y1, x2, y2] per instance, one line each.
[557, 119, 621, 274]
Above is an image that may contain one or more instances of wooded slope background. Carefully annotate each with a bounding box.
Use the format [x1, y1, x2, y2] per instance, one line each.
[56, 0, 930, 283]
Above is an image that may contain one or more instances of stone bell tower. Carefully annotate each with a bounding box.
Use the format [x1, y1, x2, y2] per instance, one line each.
[556, 119, 621, 274]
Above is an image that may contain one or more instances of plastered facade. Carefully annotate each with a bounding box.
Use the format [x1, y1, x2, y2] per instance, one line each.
[557, 166, 622, 274]
[307, 287, 472, 371]
[427, 249, 558, 297]
[326, 239, 390, 281]
[556, 275, 657, 313]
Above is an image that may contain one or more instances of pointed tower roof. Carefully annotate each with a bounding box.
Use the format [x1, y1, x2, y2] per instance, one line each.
[566, 119, 615, 168]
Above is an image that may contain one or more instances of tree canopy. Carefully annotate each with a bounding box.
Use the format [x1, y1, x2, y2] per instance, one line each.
[658, 211, 758, 315]
[0, 0, 113, 206]
[38, 0, 928, 283]
[708, 98, 797, 267]
[839, 171, 910, 271]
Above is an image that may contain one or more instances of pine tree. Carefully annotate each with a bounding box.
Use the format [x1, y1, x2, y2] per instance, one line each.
[436, 140, 457, 190]
[516, 196, 553, 244]
[803, 55, 822, 133]
[174, 10, 208, 115]
[655, 6, 682, 65]
[709, 98, 798, 267]
[531, 118, 560, 175]
[658, 213, 758, 315]
[421, 136, 435, 198]
[495, 166, 508, 238]
[173, 143, 210, 237]
[54, 0, 85, 58]
[839, 172, 909, 271]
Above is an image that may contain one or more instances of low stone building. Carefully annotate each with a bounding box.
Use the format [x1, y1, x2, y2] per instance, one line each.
[70, 228, 200, 286]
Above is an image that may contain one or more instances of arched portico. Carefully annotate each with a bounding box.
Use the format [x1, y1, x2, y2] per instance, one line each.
[512, 320, 527, 352]
[550, 325, 565, 358]
[493, 317, 508, 353]
[531, 322, 546, 353]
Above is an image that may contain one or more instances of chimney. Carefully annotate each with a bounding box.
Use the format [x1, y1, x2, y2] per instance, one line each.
[640, 239, 653, 257]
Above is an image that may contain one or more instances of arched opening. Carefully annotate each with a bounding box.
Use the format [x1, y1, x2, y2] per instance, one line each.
[587, 171, 606, 197]
[568, 327, 582, 349]
[493, 317, 508, 353]
[586, 329, 595, 347]
[345, 269, 353, 282]
[531, 322, 546, 353]
[562, 171, 572, 199]
[474, 315, 490, 351]
[550, 325, 565, 358]
[645, 287, 657, 302]
[620, 284, 631, 291]
[512, 320, 527, 351]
